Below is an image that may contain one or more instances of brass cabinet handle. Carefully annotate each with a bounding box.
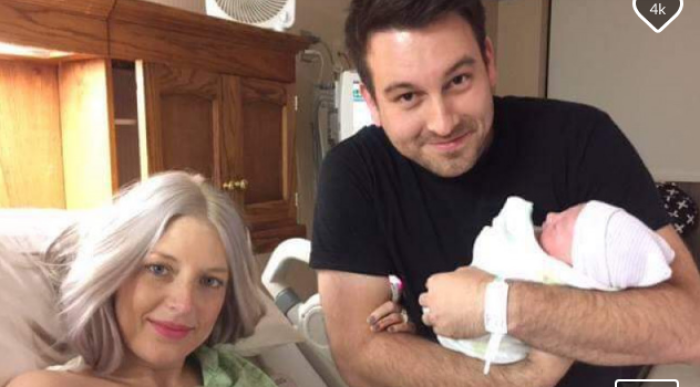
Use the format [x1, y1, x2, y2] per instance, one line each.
[223, 179, 248, 191]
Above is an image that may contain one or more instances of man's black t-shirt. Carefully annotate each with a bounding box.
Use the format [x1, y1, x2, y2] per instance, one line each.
[310, 96, 670, 386]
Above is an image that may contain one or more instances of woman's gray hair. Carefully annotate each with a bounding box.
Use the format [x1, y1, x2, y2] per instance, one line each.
[45, 171, 265, 374]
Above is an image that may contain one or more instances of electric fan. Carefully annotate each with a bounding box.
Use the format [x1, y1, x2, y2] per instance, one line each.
[205, 0, 295, 32]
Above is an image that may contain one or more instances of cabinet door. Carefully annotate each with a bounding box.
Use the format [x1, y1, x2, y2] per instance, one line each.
[137, 62, 226, 183]
[228, 77, 305, 252]
[0, 58, 115, 209]
[0, 60, 65, 208]
[138, 64, 304, 252]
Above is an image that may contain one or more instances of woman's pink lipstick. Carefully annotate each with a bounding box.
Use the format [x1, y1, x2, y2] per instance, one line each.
[149, 319, 193, 340]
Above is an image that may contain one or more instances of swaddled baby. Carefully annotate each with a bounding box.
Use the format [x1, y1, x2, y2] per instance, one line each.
[368, 196, 675, 372]
[470, 196, 674, 290]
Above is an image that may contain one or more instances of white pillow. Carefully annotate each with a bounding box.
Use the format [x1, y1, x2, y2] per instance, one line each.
[233, 291, 304, 357]
[0, 241, 74, 386]
[0, 209, 83, 253]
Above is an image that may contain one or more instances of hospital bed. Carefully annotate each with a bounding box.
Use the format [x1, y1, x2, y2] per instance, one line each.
[0, 209, 327, 387]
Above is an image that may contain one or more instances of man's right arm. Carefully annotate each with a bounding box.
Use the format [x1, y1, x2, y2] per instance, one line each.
[318, 269, 572, 387]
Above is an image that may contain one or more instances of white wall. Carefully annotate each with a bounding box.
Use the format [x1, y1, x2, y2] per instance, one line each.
[549, 0, 700, 181]
[484, 0, 500, 50]
[493, 0, 549, 98]
[141, 0, 204, 13]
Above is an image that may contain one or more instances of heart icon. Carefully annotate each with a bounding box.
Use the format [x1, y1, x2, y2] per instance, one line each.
[634, 0, 683, 33]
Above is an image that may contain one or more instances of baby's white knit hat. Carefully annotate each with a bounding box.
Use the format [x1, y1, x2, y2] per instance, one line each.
[571, 201, 675, 289]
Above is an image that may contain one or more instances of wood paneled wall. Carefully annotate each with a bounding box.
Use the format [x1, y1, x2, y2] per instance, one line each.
[0, 60, 65, 207]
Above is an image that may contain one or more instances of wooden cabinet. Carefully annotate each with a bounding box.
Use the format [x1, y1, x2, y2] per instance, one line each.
[236, 78, 304, 252]
[0, 58, 116, 210]
[0, 60, 68, 208]
[138, 63, 226, 182]
[0, 0, 308, 252]
[138, 63, 303, 250]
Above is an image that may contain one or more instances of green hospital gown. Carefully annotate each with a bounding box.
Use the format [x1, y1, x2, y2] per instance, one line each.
[47, 344, 279, 387]
[195, 344, 278, 387]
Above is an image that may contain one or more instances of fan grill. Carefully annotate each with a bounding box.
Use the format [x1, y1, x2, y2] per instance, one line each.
[214, 0, 287, 24]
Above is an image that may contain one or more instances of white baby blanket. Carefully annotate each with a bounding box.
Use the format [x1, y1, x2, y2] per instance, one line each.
[437, 196, 674, 368]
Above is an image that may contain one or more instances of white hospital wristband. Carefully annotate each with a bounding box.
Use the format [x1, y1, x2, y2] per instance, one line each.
[483, 278, 509, 335]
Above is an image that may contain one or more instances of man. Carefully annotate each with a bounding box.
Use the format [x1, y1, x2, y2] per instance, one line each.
[310, 0, 700, 386]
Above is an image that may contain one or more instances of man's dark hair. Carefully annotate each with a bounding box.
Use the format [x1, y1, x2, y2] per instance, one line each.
[345, 0, 487, 97]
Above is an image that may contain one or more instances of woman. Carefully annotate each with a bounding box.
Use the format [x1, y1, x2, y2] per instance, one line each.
[8, 171, 277, 387]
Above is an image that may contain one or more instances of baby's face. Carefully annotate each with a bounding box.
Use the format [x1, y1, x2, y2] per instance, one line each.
[540, 204, 585, 265]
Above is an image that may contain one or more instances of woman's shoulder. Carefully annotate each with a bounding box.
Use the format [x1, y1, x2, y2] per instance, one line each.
[6, 369, 105, 387]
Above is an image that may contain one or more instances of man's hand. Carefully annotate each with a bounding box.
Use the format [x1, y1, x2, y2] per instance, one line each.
[419, 266, 495, 338]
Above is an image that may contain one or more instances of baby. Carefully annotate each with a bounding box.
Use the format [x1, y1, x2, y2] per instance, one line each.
[369, 196, 675, 372]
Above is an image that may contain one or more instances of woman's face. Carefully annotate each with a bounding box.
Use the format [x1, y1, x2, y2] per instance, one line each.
[115, 216, 229, 369]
